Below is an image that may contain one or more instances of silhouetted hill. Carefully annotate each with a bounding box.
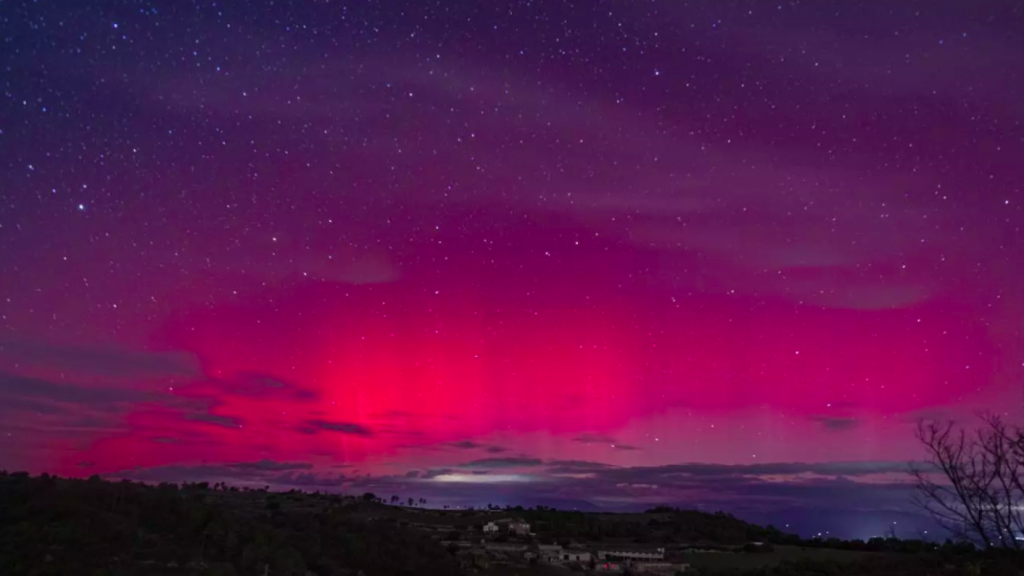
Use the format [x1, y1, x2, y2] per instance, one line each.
[3, 471, 1021, 576]
[0, 471, 459, 576]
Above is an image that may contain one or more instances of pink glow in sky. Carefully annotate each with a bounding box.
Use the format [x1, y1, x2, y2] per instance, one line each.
[1, 0, 1023, 537]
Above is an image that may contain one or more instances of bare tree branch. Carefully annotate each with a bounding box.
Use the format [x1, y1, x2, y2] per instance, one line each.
[911, 416, 1024, 549]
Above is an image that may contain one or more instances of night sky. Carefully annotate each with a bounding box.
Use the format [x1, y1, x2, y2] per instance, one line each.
[2, 0, 1023, 538]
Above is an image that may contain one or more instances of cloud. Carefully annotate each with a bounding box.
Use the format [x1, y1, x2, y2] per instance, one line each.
[302, 420, 374, 436]
[810, 416, 860, 431]
[217, 373, 318, 402]
[148, 41, 943, 314]
[450, 440, 484, 449]
[0, 371, 153, 409]
[229, 460, 313, 472]
[0, 339, 199, 381]
[449, 440, 508, 453]
[448, 438, 483, 448]
[599, 461, 912, 479]
[711, 3, 1022, 114]
[572, 433, 641, 451]
[399, 459, 920, 514]
[104, 457, 924, 535]
[572, 433, 617, 444]
[107, 462, 341, 489]
[544, 460, 619, 474]
[534, 460, 915, 487]
[272, 471, 350, 488]
[185, 411, 243, 429]
[460, 457, 544, 469]
[108, 464, 258, 484]
[0, 393, 77, 417]
[0, 370, 159, 440]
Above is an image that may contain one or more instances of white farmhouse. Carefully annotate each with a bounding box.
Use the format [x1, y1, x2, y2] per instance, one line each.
[562, 550, 592, 563]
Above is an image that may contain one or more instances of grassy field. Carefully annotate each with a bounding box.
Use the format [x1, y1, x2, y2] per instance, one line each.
[679, 545, 881, 571]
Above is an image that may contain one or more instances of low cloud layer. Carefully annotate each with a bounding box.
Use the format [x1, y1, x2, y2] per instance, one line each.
[229, 460, 314, 472]
[461, 457, 546, 469]
[302, 420, 374, 436]
[103, 456, 924, 538]
[449, 440, 508, 453]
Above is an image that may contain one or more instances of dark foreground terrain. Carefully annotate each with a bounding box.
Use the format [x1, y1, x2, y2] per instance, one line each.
[2, 471, 1022, 575]
[0, 471, 458, 576]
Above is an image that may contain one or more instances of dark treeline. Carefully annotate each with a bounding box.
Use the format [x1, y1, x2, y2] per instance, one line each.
[0, 471, 459, 576]
[523, 505, 783, 545]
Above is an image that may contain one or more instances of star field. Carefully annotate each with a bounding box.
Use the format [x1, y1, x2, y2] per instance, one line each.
[1, 0, 1023, 537]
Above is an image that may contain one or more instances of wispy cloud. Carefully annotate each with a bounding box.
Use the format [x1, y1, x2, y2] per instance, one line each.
[104, 456, 923, 533]
[185, 411, 244, 429]
[215, 373, 319, 402]
[302, 420, 374, 437]
[572, 433, 641, 451]
[229, 460, 313, 472]
[450, 440, 485, 449]
[572, 433, 617, 444]
[810, 416, 860, 431]
[460, 457, 545, 469]
[448, 440, 508, 453]
[107, 462, 344, 489]
[0, 371, 154, 411]
[0, 339, 199, 381]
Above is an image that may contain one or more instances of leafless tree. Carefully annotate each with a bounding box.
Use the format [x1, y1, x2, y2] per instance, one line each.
[910, 415, 1024, 549]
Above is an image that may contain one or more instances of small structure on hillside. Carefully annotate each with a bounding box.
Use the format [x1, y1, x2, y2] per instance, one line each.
[536, 544, 563, 563]
[598, 548, 665, 562]
[483, 521, 500, 533]
[508, 519, 531, 535]
[562, 549, 592, 563]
